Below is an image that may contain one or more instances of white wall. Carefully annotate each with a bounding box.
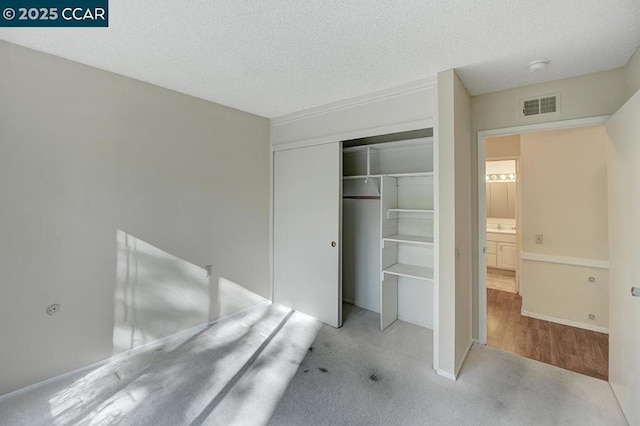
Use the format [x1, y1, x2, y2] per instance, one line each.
[606, 88, 640, 426]
[453, 71, 473, 375]
[624, 44, 640, 99]
[271, 80, 435, 147]
[470, 68, 628, 338]
[436, 69, 473, 378]
[0, 41, 270, 395]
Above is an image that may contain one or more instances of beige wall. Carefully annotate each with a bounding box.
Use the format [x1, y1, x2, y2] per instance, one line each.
[519, 126, 609, 329]
[520, 127, 608, 258]
[470, 68, 628, 338]
[486, 135, 520, 158]
[436, 69, 473, 377]
[472, 69, 627, 133]
[624, 44, 640, 99]
[0, 41, 270, 395]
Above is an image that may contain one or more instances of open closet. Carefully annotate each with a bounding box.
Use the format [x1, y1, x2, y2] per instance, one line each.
[342, 129, 434, 331]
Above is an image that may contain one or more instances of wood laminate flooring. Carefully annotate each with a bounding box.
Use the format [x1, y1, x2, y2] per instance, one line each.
[487, 288, 609, 380]
[487, 272, 517, 293]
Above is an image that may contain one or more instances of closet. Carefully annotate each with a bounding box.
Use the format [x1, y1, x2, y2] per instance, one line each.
[342, 129, 434, 331]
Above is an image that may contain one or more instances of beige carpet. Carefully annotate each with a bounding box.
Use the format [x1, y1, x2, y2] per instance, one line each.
[0, 304, 627, 425]
[269, 305, 626, 425]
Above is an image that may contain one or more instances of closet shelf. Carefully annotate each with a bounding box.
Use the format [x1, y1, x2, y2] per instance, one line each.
[343, 172, 433, 180]
[383, 234, 434, 246]
[386, 208, 434, 219]
[384, 263, 434, 281]
[343, 175, 381, 180]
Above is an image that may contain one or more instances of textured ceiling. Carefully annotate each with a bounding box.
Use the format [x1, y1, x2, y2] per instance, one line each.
[1, 1, 639, 118]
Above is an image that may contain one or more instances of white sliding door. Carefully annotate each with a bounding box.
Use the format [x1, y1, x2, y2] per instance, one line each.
[606, 90, 640, 425]
[273, 142, 342, 328]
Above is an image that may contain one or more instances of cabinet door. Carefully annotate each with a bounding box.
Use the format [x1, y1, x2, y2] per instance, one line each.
[273, 142, 341, 327]
[497, 243, 517, 270]
[486, 254, 497, 268]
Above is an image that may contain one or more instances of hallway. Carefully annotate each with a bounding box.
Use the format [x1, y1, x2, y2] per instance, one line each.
[487, 288, 608, 380]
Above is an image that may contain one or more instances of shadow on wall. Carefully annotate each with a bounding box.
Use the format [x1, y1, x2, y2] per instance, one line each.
[113, 230, 210, 354]
[112, 230, 269, 356]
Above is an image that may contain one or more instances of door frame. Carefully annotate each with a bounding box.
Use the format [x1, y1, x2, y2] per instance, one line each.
[485, 156, 521, 292]
[477, 115, 609, 345]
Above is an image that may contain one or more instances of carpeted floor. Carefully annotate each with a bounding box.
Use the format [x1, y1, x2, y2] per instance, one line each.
[0, 303, 627, 425]
[269, 304, 626, 426]
[0, 303, 321, 426]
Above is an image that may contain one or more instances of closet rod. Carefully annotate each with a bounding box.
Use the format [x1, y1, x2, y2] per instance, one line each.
[343, 195, 381, 200]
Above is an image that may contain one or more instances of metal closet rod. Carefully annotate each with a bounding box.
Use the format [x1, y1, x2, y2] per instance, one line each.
[342, 195, 381, 200]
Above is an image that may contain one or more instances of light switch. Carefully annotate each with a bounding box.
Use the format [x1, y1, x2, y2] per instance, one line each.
[535, 234, 543, 244]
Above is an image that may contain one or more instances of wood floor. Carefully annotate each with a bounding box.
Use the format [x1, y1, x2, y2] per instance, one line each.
[487, 288, 609, 380]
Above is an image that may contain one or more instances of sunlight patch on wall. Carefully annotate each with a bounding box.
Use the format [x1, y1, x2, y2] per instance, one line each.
[113, 230, 209, 354]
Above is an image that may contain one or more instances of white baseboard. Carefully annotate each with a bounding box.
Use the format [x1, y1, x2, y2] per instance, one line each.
[398, 315, 432, 330]
[520, 252, 609, 269]
[0, 301, 270, 402]
[455, 340, 474, 377]
[436, 369, 456, 381]
[521, 310, 609, 334]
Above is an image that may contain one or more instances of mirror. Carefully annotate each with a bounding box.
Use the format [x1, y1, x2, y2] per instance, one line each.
[486, 160, 516, 219]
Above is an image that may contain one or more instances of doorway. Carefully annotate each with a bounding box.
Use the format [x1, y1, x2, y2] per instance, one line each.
[485, 158, 520, 295]
[478, 117, 611, 380]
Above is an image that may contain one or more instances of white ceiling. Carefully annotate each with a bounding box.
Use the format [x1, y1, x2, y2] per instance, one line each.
[1, 1, 639, 118]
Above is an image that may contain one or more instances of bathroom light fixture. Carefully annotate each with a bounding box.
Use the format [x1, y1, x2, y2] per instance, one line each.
[527, 59, 549, 72]
[486, 173, 516, 182]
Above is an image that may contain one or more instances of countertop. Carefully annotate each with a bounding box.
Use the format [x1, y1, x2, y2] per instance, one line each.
[487, 228, 516, 235]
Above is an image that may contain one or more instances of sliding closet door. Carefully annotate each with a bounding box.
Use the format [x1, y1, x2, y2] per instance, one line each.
[273, 142, 341, 328]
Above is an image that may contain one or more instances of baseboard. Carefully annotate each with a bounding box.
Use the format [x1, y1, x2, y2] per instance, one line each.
[348, 300, 380, 314]
[436, 369, 456, 381]
[455, 340, 474, 377]
[520, 252, 609, 269]
[0, 301, 270, 402]
[398, 315, 432, 330]
[521, 310, 609, 334]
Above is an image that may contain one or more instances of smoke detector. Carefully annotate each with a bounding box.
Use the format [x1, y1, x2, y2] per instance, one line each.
[527, 59, 549, 72]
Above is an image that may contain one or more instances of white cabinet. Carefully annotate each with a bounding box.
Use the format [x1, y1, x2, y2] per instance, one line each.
[486, 232, 516, 271]
[486, 241, 497, 268]
[497, 242, 517, 270]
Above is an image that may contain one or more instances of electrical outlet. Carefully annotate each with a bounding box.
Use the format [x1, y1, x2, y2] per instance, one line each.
[535, 234, 543, 244]
[46, 303, 61, 316]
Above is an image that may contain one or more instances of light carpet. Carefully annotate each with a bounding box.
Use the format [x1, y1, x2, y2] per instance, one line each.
[0, 303, 321, 426]
[268, 305, 626, 425]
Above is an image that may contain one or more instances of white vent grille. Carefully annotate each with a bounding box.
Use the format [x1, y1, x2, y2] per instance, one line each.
[523, 99, 540, 116]
[540, 96, 556, 114]
[521, 94, 559, 118]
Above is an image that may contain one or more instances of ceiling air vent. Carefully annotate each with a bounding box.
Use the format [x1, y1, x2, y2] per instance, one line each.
[520, 94, 560, 118]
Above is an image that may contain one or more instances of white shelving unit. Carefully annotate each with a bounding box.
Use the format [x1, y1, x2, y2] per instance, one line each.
[342, 134, 434, 331]
[382, 234, 433, 246]
[383, 263, 434, 281]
